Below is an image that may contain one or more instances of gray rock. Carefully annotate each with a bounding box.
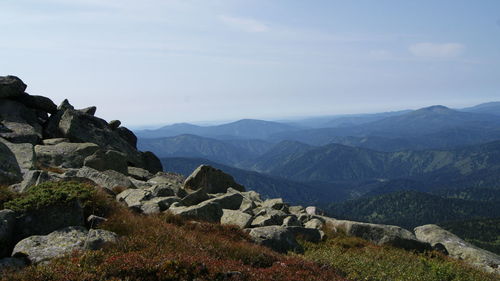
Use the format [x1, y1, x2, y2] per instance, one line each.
[12, 93, 57, 114]
[0, 210, 16, 257]
[140, 151, 163, 174]
[140, 201, 161, 214]
[116, 127, 137, 149]
[251, 210, 288, 227]
[0, 99, 42, 144]
[128, 166, 152, 181]
[15, 170, 54, 193]
[12, 226, 117, 264]
[248, 226, 303, 253]
[286, 226, 323, 243]
[168, 200, 223, 223]
[415, 224, 500, 274]
[42, 138, 69, 145]
[221, 209, 253, 228]
[144, 196, 180, 211]
[83, 150, 128, 174]
[79, 106, 96, 116]
[35, 142, 99, 169]
[0, 138, 36, 171]
[326, 218, 431, 252]
[288, 206, 306, 215]
[183, 165, 245, 194]
[116, 189, 152, 208]
[0, 140, 23, 185]
[239, 198, 257, 214]
[0, 76, 26, 99]
[180, 189, 210, 206]
[109, 120, 121, 130]
[261, 198, 288, 212]
[128, 177, 152, 189]
[15, 199, 85, 239]
[76, 167, 135, 190]
[205, 192, 244, 210]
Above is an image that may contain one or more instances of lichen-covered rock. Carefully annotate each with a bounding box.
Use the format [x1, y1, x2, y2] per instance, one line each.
[128, 166, 153, 181]
[76, 167, 135, 190]
[12, 226, 117, 264]
[251, 210, 288, 227]
[83, 149, 128, 174]
[415, 224, 500, 274]
[14, 170, 57, 193]
[168, 200, 223, 223]
[204, 192, 244, 210]
[304, 218, 324, 229]
[181, 189, 210, 206]
[35, 142, 99, 169]
[221, 209, 253, 228]
[140, 151, 163, 174]
[183, 165, 245, 194]
[0, 210, 16, 258]
[116, 127, 137, 149]
[248, 226, 303, 254]
[42, 138, 69, 145]
[146, 184, 176, 197]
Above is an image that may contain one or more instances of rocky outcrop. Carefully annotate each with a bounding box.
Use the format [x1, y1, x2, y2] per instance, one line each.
[325, 218, 431, 252]
[12, 226, 117, 264]
[0, 140, 23, 184]
[0, 76, 26, 99]
[35, 142, 100, 169]
[415, 224, 500, 274]
[183, 165, 245, 193]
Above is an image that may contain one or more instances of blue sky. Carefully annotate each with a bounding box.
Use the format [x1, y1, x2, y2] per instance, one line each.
[1, 0, 499, 127]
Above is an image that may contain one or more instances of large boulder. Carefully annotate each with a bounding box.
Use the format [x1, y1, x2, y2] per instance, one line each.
[116, 189, 152, 209]
[35, 142, 99, 169]
[0, 99, 42, 144]
[221, 209, 253, 229]
[0, 140, 23, 184]
[0, 76, 26, 99]
[83, 150, 128, 174]
[12, 226, 117, 264]
[180, 189, 210, 206]
[11, 93, 57, 114]
[204, 192, 244, 210]
[140, 151, 163, 174]
[248, 226, 303, 254]
[15, 199, 85, 239]
[0, 210, 16, 258]
[326, 218, 431, 252]
[75, 167, 135, 191]
[183, 165, 245, 194]
[44, 108, 161, 173]
[0, 138, 36, 171]
[13, 170, 60, 193]
[128, 167, 153, 181]
[168, 201, 223, 223]
[415, 224, 500, 274]
[286, 226, 323, 243]
[116, 127, 137, 149]
[251, 209, 288, 227]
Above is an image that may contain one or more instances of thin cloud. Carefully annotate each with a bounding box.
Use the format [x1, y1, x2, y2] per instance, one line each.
[219, 15, 269, 33]
[409, 42, 465, 58]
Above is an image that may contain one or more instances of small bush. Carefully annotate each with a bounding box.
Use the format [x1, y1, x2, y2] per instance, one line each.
[0, 185, 18, 209]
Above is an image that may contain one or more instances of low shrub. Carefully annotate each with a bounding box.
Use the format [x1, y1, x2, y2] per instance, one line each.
[0, 185, 18, 209]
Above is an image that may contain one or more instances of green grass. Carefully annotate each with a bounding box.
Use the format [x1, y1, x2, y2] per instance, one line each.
[302, 230, 498, 281]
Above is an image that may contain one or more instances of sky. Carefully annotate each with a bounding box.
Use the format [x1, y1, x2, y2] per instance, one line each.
[1, 0, 500, 127]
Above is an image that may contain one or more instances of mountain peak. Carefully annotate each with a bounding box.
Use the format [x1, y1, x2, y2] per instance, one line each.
[418, 105, 451, 113]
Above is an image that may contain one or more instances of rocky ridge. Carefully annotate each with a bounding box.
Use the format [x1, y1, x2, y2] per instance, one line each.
[0, 76, 498, 275]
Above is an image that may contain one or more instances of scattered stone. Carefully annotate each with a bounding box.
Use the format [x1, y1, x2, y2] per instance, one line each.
[116, 189, 152, 209]
[248, 226, 303, 254]
[204, 192, 244, 210]
[147, 184, 176, 197]
[251, 210, 287, 227]
[12, 226, 117, 264]
[261, 198, 287, 211]
[221, 209, 253, 229]
[415, 224, 500, 274]
[183, 165, 245, 194]
[304, 218, 324, 229]
[286, 226, 323, 243]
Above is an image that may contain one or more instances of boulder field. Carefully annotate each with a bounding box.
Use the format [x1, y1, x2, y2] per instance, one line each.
[0, 76, 498, 275]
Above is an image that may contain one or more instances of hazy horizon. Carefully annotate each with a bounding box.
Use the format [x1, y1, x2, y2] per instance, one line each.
[2, 1, 500, 127]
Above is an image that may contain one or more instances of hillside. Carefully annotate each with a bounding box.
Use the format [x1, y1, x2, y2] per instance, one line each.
[461, 102, 500, 116]
[327, 191, 500, 229]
